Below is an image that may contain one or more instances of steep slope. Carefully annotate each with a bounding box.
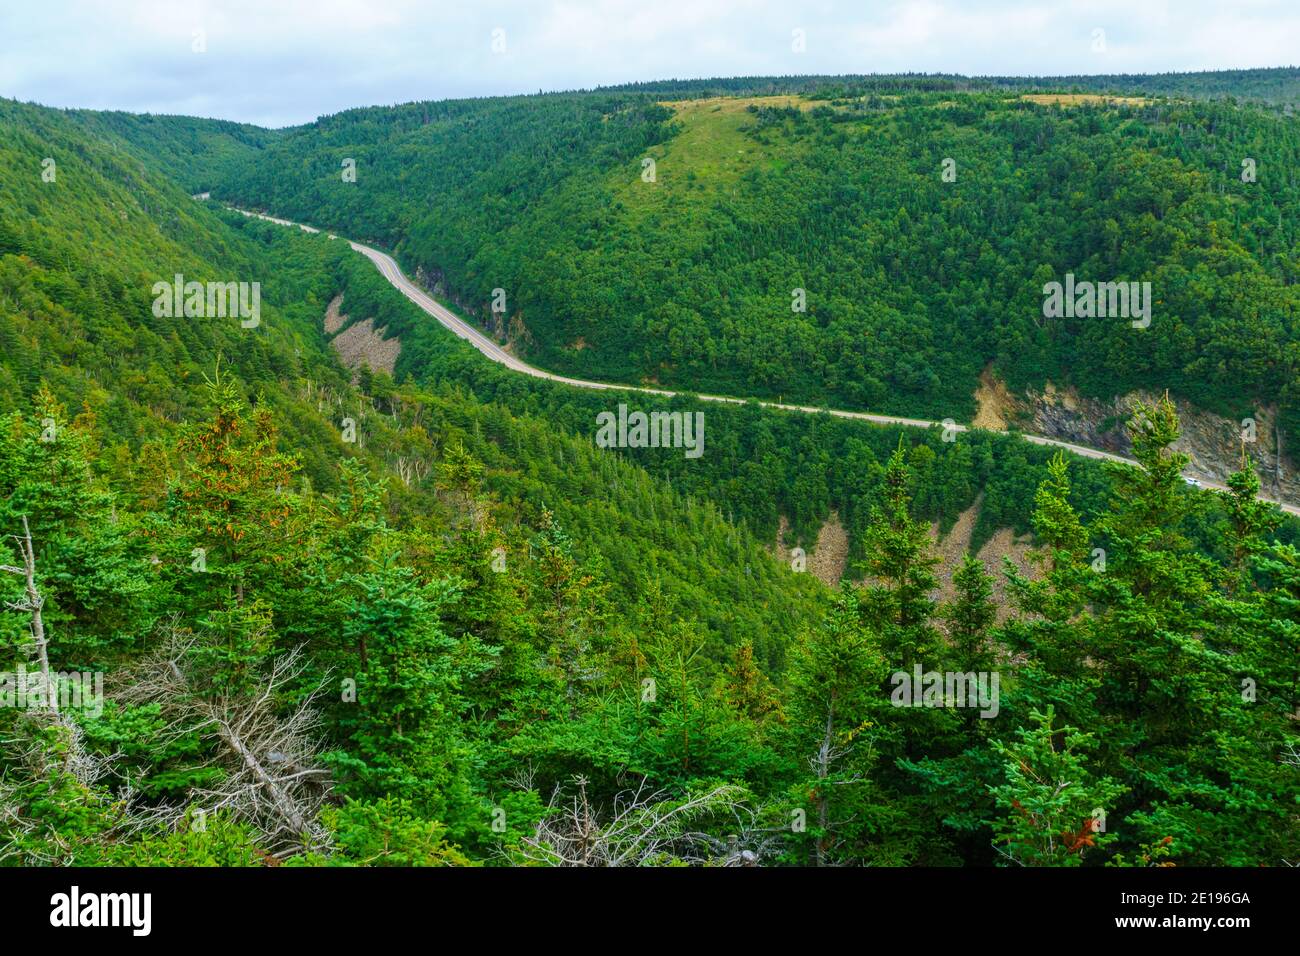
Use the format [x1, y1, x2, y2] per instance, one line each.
[210, 77, 1300, 458]
[0, 93, 823, 661]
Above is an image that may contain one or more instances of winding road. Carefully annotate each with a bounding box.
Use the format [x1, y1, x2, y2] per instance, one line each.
[232, 206, 1300, 518]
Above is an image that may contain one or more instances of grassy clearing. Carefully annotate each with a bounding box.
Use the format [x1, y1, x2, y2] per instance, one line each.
[611, 96, 812, 214]
[1019, 93, 1153, 106]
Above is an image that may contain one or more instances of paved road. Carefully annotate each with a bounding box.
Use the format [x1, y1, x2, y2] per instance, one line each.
[232, 206, 1300, 517]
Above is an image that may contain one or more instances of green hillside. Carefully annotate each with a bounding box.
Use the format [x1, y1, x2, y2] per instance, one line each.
[0, 96, 827, 863]
[1, 76, 1299, 868]
[213, 76, 1300, 442]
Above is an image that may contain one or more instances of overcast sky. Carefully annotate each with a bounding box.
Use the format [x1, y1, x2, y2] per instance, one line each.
[1, 0, 1297, 127]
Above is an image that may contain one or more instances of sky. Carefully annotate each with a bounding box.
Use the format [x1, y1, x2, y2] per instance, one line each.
[1, 0, 1297, 127]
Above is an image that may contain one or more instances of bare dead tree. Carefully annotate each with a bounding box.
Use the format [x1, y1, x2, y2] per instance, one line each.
[513, 775, 757, 866]
[2, 516, 54, 715]
[673, 829, 789, 866]
[120, 636, 333, 855]
[806, 705, 867, 867]
[0, 516, 106, 787]
[0, 517, 130, 864]
[503, 759, 538, 794]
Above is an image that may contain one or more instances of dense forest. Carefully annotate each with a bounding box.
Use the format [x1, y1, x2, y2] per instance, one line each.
[1, 72, 1299, 866]
[211, 75, 1300, 447]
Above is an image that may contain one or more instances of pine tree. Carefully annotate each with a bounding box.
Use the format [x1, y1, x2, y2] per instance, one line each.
[787, 586, 887, 866]
[721, 639, 784, 725]
[858, 443, 940, 665]
[945, 554, 997, 674]
[988, 707, 1124, 867]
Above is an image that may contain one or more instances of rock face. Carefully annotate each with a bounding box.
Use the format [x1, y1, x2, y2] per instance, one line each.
[1023, 382, 1295, 503]
[772, 512, 848, 586]
[414, 266, 499, 334]
[322, 295, 400, 381]
[413, 265, 531, 353]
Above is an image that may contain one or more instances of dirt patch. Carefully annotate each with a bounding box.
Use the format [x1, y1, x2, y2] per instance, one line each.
[929, 496, 1039, 624]
[323, 295, 401, 381]
[930, 498, 981, 605]
[771, 511, 849, 587]
[973, 527, 1038, 623]
[809, 511, 849, 585]
[972, 366, 1020, 431]
[330, 318, 400, 380]
[323, 294, 346, 335]
[772, 515, 794, 565]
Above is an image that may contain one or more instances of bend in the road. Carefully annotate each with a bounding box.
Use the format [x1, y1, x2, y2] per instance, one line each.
[228, 205, 1300, 518]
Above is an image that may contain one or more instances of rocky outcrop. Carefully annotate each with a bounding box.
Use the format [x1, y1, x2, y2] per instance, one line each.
[331, 319, 400, 379]
[1023, 382, 1293, 502]
[321, 296, 400, 381]
[973, 371, 1296, 505]
[413, 265, 532, 354]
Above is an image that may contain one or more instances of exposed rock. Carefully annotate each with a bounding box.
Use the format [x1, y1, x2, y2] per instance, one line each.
[771, 511, 848, 586]
[774, 497, 1039, 622]
[331, 318, 400, 380]
[809, 511, 849, 585]
[972, 366, 1018, 430]
[931, 496, 1037, 625]
[929, 498, 981, 605]
[971, 527, 1038, 624]
[1024, 382, 1294, 502]
[322, 297, 400, 381]
[323, 294, 345, 334]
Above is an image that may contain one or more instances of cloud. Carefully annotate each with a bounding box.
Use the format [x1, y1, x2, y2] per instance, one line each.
[1, 0, 1297, 126]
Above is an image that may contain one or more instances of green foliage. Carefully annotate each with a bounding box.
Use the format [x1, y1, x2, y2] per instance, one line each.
[305, 797, 471, 867]
[212, 82, 1300, 449]
[1, 81, 1297, 867]
[988, 707, 1125, 867]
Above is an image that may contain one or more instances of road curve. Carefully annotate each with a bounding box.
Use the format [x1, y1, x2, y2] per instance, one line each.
[231, 206, 1300, 518]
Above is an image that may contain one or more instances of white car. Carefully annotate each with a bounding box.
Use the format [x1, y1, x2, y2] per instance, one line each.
[1182, 476, 1201, 488]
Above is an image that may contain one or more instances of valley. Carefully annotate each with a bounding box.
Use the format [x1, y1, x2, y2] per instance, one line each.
[2, 68, 1299, 871]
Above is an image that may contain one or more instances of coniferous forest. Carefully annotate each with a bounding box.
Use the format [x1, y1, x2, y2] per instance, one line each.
[3, 49, 1300, 885]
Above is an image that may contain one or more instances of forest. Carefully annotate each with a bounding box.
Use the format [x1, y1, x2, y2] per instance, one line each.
[1, 71, 1298, 867]
[212, 74, 1300, 445]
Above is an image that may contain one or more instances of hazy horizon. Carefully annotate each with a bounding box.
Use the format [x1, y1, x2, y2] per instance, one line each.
[6, 63, 1300, 130]
[3, 0, 1298, 127]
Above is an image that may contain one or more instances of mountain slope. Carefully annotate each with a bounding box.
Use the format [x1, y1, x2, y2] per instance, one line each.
[211, 77, 1300, 456]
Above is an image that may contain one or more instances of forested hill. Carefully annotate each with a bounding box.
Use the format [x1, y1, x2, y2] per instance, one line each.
[0, 95, 829, 863]
[604, 67, 1300, 104]
[2, 78, 1299, 868]
[63, 110, 283, 194]
[206, 72, 1300, 452]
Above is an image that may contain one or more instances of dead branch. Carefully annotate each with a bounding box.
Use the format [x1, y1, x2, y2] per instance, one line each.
[514, 775, 759, 866]
[121, 636, 333, 854]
